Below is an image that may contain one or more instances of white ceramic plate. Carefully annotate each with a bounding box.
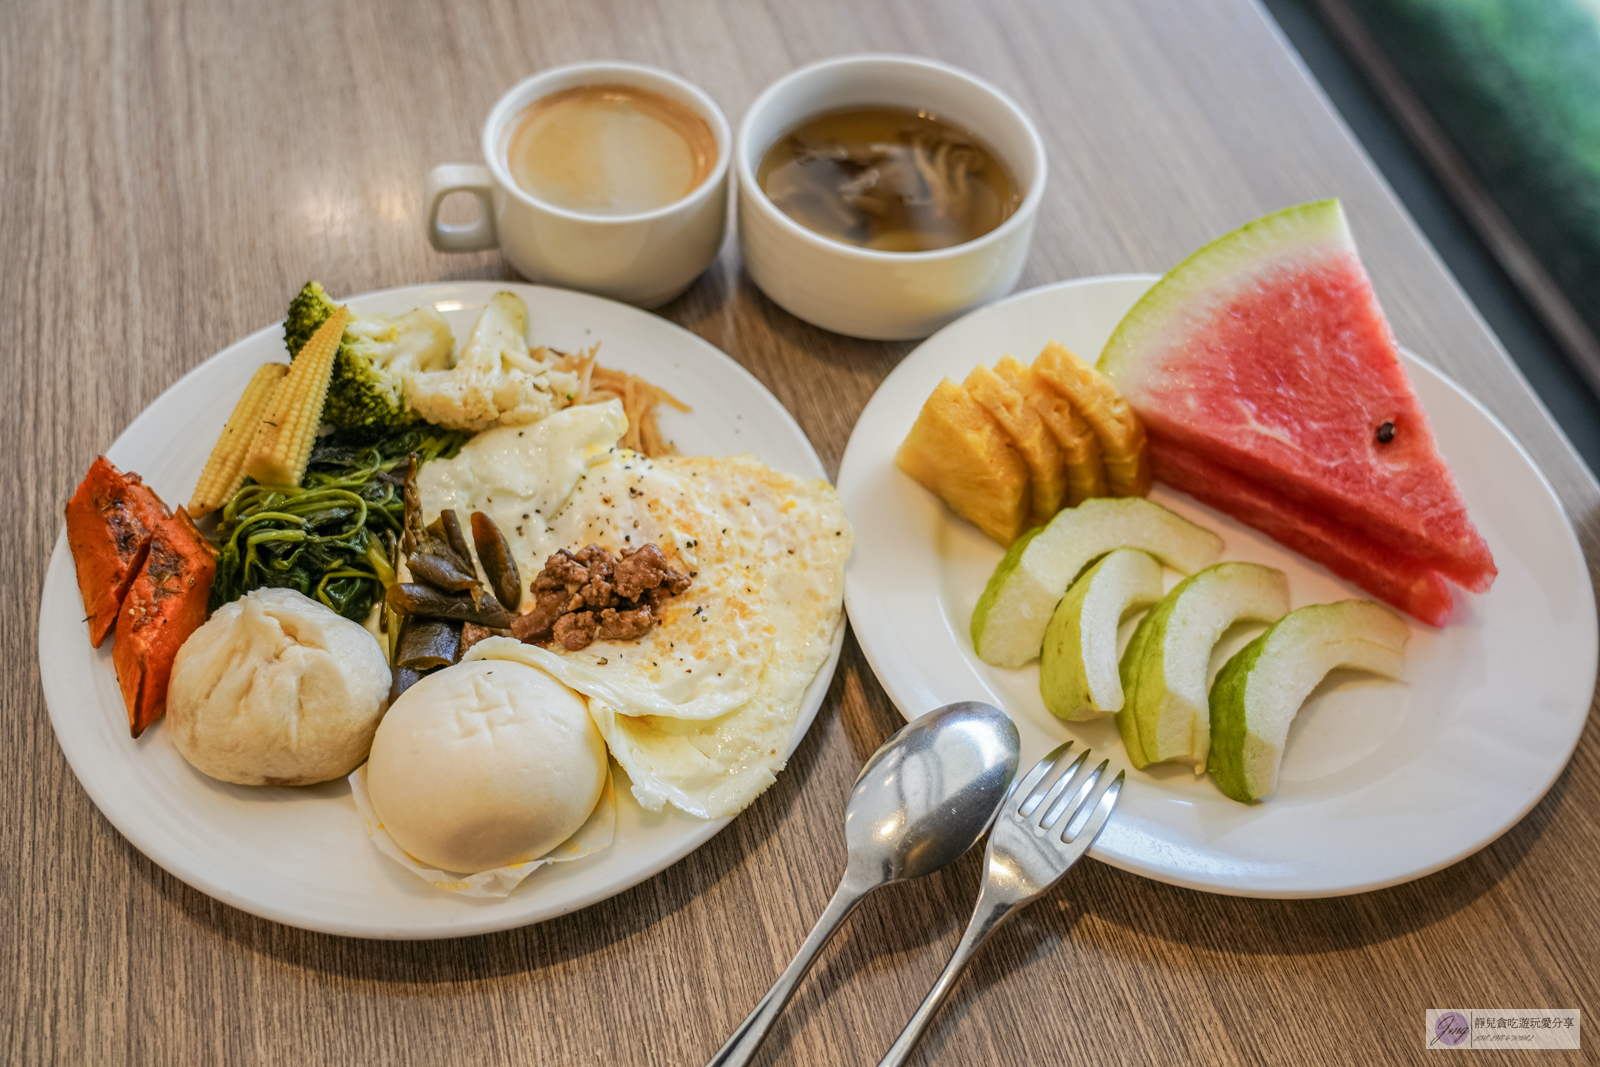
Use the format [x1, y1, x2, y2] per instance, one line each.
[838, 275, 1597, 898]
[38, 282, 843, 938]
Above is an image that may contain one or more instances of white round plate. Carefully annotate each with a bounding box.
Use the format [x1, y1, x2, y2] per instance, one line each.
[39, 282, 842, 938]
[838, 275, 1597, 898]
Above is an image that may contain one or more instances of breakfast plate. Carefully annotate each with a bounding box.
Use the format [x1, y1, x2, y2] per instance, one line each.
[837, 274, 1597, 898]
[38, 281, 843, 938]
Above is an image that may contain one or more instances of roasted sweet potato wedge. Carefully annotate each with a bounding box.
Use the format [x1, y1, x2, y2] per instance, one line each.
[112, 508, 217, 737]
[65, 456, 171, 647]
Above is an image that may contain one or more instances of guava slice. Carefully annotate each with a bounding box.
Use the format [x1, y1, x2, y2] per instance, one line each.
[1039, 549, 1163, 721]
[1116, 562, 1289, 772]
[971, 498, 1223, 668]
[1208, 600, 1407, 802]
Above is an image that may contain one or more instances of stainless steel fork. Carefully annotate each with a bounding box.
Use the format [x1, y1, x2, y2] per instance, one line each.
[877, 743, 1123, 1067]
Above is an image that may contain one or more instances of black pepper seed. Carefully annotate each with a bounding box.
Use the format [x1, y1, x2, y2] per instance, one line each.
[1376, 421, 1396, 444]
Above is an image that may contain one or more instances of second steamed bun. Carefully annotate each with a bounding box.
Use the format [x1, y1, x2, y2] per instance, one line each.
[365, 660, 607, 873]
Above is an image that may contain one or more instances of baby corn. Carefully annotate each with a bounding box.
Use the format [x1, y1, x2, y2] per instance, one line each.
[188, 363, 289, 517]
[244, 306, 349, 488]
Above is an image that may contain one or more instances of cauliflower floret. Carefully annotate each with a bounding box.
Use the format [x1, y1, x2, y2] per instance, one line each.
[344, 307, 455, 377]
[403, 292, 580, 432]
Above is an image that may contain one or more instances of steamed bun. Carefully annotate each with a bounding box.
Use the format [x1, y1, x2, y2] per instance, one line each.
[365, 660, 607, 873]
[166, 587, 391, 786]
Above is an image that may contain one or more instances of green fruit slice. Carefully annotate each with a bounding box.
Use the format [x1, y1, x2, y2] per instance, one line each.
[1040, 550, 1163, 721]
[971, 498, 1223, 667]
[1208, 600, 1408, 802]
[1116, 562, 1289, 772]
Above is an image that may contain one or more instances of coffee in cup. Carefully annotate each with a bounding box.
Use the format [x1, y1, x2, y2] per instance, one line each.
[504, 85, 718, 216]
[426, 62, 732, 309]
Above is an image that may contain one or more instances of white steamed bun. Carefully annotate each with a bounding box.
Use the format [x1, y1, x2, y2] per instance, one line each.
[166, 587, 391, 786]
[365, 660, 607, 873]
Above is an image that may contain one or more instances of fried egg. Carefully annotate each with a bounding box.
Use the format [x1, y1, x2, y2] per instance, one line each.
[421, 402, 852, 818]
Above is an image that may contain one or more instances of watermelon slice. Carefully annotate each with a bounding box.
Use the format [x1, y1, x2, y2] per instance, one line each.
[1150, 445, 1453, 627]
[1099, 200, 1494, 623]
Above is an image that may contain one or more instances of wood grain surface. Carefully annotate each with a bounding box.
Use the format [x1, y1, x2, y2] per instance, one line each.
[4, 0, 1597, 1064]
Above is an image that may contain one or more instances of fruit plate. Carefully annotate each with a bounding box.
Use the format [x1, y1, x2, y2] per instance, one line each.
[37, 281, 843, 939]
[837, 274, 1597, 898]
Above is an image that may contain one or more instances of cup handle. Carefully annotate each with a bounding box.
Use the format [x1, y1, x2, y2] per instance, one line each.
[425, 164, 498, 252]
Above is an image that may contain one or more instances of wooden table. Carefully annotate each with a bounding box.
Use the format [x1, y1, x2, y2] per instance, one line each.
[6, 0, 1597, 1063]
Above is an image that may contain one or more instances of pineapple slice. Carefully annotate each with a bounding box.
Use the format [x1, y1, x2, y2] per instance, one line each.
[896, 377, 1029, 545]
[1033, 341, 1152, 498]
[995, 354, 1107, 506]
[963, 364, 1067, 526]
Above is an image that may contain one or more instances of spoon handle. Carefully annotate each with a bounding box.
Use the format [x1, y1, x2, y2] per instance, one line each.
[705, 876, 872, 1067]
[876, 889, 1017, 1067]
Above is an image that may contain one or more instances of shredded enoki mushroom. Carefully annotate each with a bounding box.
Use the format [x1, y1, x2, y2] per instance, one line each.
[552, 345, 691, 457]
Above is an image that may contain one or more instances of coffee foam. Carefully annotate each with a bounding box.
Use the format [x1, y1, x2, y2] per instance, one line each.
[505, 84, 717, 216]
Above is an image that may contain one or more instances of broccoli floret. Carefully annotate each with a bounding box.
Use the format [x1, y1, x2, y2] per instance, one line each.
[284, 281, 337, 357]
[282, 281, 456, 437]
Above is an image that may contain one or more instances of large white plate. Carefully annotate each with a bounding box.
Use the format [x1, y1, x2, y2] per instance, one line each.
[39, 282, 843, 939]
[838, 275, 1597, 898]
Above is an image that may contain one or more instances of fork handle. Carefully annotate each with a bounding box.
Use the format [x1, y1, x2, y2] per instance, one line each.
[877, 891, 1018, 1067]
[706, 876, 873, 1067]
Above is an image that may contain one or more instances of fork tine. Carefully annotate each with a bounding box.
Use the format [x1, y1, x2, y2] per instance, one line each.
[1032, 750, 1090, 828]
[1013, 741, 1073, 816]
[1062, 767, 1123, 843]
[1039, 753, 1103, 830]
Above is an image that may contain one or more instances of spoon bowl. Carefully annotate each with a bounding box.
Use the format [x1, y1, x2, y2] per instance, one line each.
[845, 701, 1022, 884]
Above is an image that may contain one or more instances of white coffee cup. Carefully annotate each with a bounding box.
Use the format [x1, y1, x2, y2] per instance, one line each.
[426, 62, 732, 309]
[737, 54, 1047, 340]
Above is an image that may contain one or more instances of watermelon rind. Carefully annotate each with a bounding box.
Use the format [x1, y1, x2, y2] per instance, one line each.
[1097, 200, 1351, 389]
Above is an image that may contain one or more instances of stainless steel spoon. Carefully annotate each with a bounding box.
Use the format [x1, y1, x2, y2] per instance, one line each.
[705, 701, 1020, 1067]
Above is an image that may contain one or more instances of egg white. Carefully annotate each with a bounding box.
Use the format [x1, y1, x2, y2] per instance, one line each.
[427, 402, 852, 818]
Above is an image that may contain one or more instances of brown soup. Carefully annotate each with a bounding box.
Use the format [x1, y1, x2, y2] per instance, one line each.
[756, 106, 1022, 252]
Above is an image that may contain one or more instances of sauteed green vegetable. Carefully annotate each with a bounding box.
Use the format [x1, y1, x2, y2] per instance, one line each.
[208, 427, 468, 622]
